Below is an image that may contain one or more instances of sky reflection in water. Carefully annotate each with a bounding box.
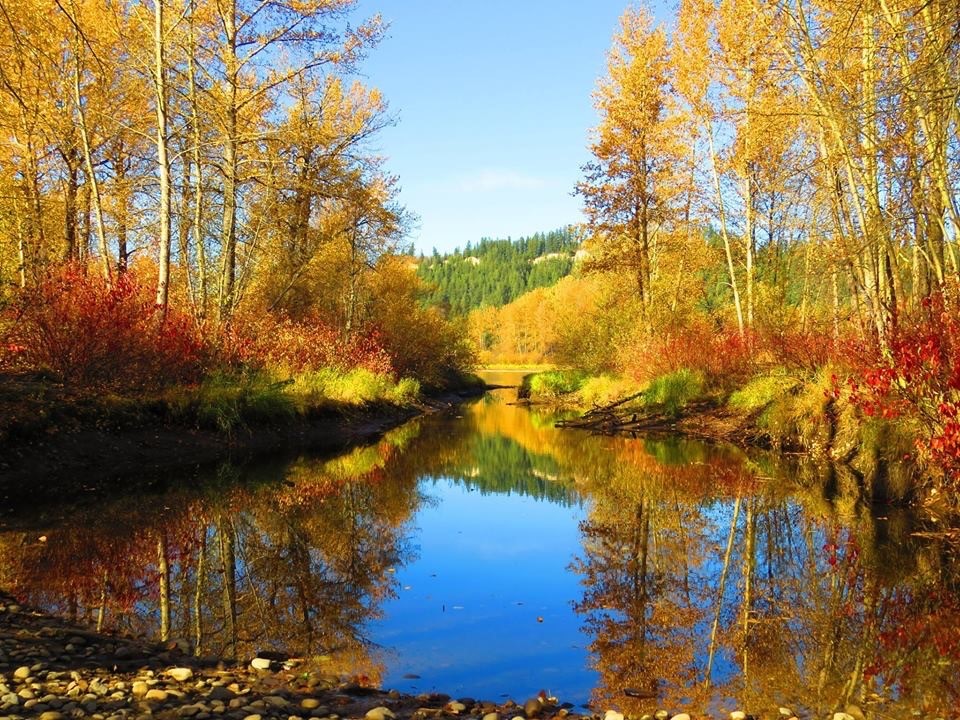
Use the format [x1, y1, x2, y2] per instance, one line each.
[1, 371, 957, 718]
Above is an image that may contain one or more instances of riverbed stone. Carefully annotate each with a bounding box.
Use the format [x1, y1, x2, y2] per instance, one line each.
[730, 712, 747, 720]
[844, 705, 866, 720]
[166, 668, 194, 682]
[250, 658, 272, 671]
[604, 711, 624, 720]
[301, 699, 323, 711]
[145, 689, 169, 702]
[13, 666, 30, 681]
[39, 711, 64, 720]
[366, 706, 396, 720]
[670, 714, 691, 720]
[523, 699, 542, 718]
[483, 712, 499, 720]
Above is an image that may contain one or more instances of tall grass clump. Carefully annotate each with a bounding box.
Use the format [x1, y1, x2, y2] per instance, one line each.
[169, 371, 297, 433]
[728, 369, 801, 412]
[643, 369, 705, 416]
[291, 368, 420, 407]
[521, 369, 587, 400]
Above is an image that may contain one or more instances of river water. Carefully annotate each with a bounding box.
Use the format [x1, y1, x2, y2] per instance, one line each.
[1, 371, 957, 718]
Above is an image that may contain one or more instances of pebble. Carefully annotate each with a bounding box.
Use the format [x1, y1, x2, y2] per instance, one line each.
[524, 698, 543, 718]
[832, 714, 855, 720]
[145, 689, 169, 702]
[250, 658, 272, 671]
[447, 702, 467, 713]
[483, 713, 500, 720]
[13, 666, 31, 680]
[670, 715, 691, 720]
[366, 706, 397, 720]
[244, 715, 262, 720]
[655, 712, 670, 720]
[730, 713, 747, 720]
[166, 667, 194, 682]
[604, 712, 624, 720]
[39, 712, 64, 720]
[779, 709, 793, 718]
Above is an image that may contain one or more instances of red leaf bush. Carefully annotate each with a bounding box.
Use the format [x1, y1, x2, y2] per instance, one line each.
[618, 318, 758, 387]
[0, 264, 205, 391]
[846, 285, 960, 491]
[222, 311, 395, 377]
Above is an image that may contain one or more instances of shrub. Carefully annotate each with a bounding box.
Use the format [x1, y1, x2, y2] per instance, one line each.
[223, 312, 394, 377]
[618, 318, 757, 389]
[1, 264, 204, 391]
[844, 287, 960, 495]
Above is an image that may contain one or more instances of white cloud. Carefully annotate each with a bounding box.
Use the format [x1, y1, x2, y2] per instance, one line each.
[456, 168, 549, 193]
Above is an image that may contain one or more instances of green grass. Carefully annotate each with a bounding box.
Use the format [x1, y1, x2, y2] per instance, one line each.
[290, 368, 421, 407]
[643, 369, 706, 417]
[165, 367, 423, 433]
[728, 369, 801, 412]
[521, 369, 588, 400]
[167, 371, 297, 433]
[577, 374, 640, 408]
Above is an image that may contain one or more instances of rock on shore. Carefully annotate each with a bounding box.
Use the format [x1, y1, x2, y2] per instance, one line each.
[0, 593, 789, 720]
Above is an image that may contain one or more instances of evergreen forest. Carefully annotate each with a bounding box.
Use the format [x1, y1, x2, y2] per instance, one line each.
[415, 228, 579, 315]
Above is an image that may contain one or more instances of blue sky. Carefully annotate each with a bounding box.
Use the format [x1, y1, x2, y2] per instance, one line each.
[352, 1, 635, 254]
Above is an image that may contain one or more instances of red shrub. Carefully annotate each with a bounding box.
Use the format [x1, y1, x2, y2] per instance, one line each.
[222, 311, 395, 377]
[619, 318, 758, 386]
[845, 286, 960, 489]
[759, 326, 850, 372]
[1, 264, 205, 391]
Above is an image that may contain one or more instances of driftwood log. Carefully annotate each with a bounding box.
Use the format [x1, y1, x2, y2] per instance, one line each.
[554, 391, 655, 434]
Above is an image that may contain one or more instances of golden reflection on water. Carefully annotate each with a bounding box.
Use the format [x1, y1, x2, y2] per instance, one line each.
[0, 375, 956, 718]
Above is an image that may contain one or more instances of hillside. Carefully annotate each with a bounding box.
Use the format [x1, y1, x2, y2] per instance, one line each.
[416, 227, 581, 315]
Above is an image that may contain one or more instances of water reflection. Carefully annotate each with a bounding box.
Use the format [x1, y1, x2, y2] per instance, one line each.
[0, 373, 957, 717]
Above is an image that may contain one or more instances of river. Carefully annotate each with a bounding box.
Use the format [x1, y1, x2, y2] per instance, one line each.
[1, 370, 956, 718]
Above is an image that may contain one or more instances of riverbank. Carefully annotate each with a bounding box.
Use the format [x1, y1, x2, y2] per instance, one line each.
[0, 371, 485, 502]
[516, 368, 933, 508]
[0, 593, 806, 720]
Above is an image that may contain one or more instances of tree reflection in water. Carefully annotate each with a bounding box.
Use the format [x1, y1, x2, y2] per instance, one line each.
[1, 381, 958, 717]
[571, 438, 960, 717]
[0, 427, 425, 683]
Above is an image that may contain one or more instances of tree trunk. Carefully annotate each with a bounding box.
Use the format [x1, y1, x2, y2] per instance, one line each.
[154, 0, 172, 312]
[218, 0, 239, 322]
[158, 534, 171, 642]
[71, 34, 111, 284]
[217, 516, 237, 658]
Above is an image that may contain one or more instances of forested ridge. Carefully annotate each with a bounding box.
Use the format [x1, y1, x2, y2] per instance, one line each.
[415, 227, 580, 315]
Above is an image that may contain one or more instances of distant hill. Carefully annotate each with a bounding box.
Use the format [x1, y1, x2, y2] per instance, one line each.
[416, 227, 581, 315]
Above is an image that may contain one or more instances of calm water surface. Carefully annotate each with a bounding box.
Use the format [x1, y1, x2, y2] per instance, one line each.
[1, 370, 957, 718]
